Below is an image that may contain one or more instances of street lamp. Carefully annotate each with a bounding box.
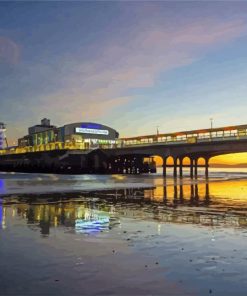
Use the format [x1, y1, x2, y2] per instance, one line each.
[156, 126, 159, 136]
[210, 118, 213, 130]
[210, 118, 213, 140]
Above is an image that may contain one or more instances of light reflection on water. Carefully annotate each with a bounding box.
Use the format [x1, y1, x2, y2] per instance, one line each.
[1, 179, 247, 233]
[0, 167, 246, 197]
[0, 178, 6, 195]
[1, 171, 247, 295]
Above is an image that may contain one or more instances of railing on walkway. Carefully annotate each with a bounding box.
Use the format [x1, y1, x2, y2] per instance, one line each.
[120, 124, 247, 147]
[1, 124, 247, 155]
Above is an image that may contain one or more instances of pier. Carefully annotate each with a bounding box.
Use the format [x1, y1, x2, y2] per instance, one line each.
[1, 123, 247, 176]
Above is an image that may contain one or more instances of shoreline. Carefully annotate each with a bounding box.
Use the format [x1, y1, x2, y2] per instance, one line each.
[0, 172, 247, 197]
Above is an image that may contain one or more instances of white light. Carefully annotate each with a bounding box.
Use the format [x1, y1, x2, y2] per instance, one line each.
[76, 127, 109, 135]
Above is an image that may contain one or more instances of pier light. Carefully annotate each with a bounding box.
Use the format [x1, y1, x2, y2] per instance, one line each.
[210, 118, 213, 129]
[156, 126, 159, 136]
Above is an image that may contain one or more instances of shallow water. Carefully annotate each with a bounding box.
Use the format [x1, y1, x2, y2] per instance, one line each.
[1, 169, 247, 295]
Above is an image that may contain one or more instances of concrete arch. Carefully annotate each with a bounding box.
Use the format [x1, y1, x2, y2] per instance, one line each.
[166, 156, 175, 165]
[162, 156, 178, 177]
[178, 156, 193, 178]
[182, 156, 191, 166]
[197, 157, 206, 166]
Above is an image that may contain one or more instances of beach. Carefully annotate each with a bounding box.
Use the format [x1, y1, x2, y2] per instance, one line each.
[1, 169, 247, 295]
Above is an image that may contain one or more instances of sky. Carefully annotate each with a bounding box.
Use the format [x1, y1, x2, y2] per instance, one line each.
[1, 2, 247, 164]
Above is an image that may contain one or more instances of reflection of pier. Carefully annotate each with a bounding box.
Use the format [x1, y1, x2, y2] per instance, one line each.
[2, 182, 247, 234]
[142, 183, 210, 205]
[117, 183, 210, 206]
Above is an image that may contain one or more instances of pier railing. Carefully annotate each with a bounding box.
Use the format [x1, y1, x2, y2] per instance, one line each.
[1, 124, 247, 155]
[120, 124, 247, 147]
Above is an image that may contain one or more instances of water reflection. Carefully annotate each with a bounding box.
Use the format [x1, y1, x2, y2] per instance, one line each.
[144, 183, 210, 205]
[0, 179, 6, 195]
[0, 203, 2, 226]
[2, 180, 247, 235]
[75, 210, 110, 234]
[12, 202, 120, 236]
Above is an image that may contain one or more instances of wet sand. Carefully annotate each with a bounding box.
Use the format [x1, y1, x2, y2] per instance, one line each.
[0, 218, 192, 295]
[1, 171, 247, 295]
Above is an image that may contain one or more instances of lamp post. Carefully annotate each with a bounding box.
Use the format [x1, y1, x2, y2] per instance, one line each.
[156, 126, 159, 136]
[210, 118, 213, 140]
[210, 118, 213, 130]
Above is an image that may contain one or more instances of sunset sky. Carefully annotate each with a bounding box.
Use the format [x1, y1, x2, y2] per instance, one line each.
[1, 2, 247, 164]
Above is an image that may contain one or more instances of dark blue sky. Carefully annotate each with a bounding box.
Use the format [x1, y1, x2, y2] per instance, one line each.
[1, 2, 247, 142]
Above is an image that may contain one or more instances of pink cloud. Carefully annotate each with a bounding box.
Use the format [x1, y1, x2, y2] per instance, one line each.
[170, 19, 247, 45]
[31, 17, 247, 125]
[75, 18, 247, 92]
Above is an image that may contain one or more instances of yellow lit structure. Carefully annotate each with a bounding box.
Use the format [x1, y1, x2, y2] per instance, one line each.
[121, 124, 247, 146]
[1, 123, 247, 157]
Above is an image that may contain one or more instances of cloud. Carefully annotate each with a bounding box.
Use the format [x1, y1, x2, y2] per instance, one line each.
[74, 18, 247, 91]
[0, 36, 20, 65]
[40, 17, 246, 112]
[3, 15, 247, 139]
[38, 93, 133, 125]
[162, 19, 246, 46]
[97, 18, 246, 87]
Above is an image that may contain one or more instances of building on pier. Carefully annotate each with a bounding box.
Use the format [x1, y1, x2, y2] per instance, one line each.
[17, 119, 119, 151]
[0, 119, 156, 175]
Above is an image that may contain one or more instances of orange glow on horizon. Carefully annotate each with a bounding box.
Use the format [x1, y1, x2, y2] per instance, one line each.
[210, 153, 247, 165]
[145, 179, 247, 204]
[153, 152, 247, 167]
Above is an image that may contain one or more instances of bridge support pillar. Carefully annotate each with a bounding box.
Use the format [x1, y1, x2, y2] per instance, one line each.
[205, 183, 210, 203]
[174, 185, 178, 199]
[173, 158, 178, 178]
[179, 158, 183, 178]
[195, 184, 199, 198]
[179, 185, 184, 200]
[190, 158, 194, 178]
[163, 186, 167, 200]
[162, 157, 167, 177]
[194, 159, 198, 179]
[205, 158, 209, 179]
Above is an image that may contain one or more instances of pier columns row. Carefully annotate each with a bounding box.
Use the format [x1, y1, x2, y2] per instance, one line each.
[162, 156, 209, 179]
[162, 183, 210, 202]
